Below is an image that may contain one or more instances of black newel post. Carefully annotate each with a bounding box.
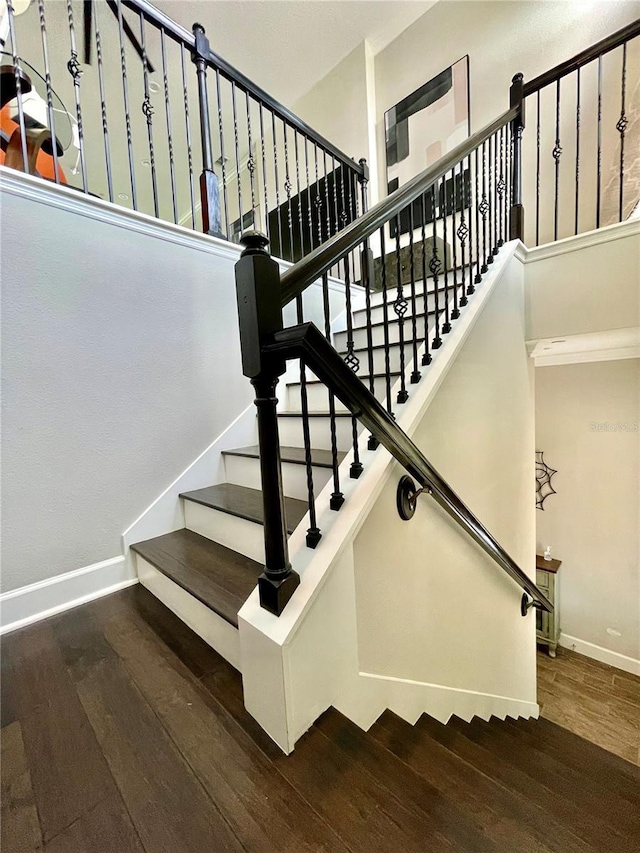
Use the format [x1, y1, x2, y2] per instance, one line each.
[192, 23, 223, 238]
[509, 72, 525, 241]
[235, 232, 300, 616]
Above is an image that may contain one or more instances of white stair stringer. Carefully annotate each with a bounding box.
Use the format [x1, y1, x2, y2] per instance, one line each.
[238, 241, 540, 754]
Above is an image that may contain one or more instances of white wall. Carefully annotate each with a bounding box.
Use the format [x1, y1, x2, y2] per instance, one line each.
[535, 359, 640, 667]
[525, 222, 640, 341]
[0, 171, 252, 593]
[354, 253, 537, 698]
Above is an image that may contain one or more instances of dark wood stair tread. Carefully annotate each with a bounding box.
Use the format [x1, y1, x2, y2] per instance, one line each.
[131, 529, 261, 627]
[223, 444, 346, 468]
[180, 483, 307, 534]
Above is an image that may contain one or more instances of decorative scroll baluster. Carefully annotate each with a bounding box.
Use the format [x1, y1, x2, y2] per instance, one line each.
[457, 160, 469, 308]
[272, 113, 284, 254]
[487, 134, 494, 263]
[596, 54, 602, 229]
[246, 94, 257, 227]
[420, 191, 432, 366]
[479, 141, 489, 274]
[139, 13, 159, 219]
[116, 0, 137, 207]
[313, 144, 322, 248]
[160, 30, 178, 224]
[408, 203, 421, 384]
[575, 68, 581, 235]
[344, 254, 363, 477]
[231, 82, 244, 236]
[493, 131, 499, 255]
[65, 0, 87, 192]
[179, 43, 196, 229]
[304, 137, 314, 252]
[213, 67, 230, 237]
[5, 1, 29, 172]
[393, 216, 409, 403]
[430, 190, 443, 350]
[497, 127, 505, 247]
[379, 226, 394, 412]
[321, 271, 345, 509]
[617, 42, 628, 222]
[282, 122, 294, 261]
[37, 0, 61, 183]
[441, 177, 452, 333]
[358, 160, 380, 450]
[466, 155, 475, 295]
[535, 91, 541, 245]
[322, 152, 332, 262]
[93, 2, 113, 202]
[552, 78, 562, 241]
[474, 147, 481, 284]
[450, 168, 460, 320]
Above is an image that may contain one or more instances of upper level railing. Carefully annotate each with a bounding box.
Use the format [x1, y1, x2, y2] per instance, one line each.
[0, 0, 363, 258]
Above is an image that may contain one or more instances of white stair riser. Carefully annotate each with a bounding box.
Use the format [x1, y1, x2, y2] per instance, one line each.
[277, 415, 356, 451]
[224, 453, 334, 502]
[287, 376, 391, 411]
[361, 343, 420, 375]
[183, 499, 265, 562]
[136, 556, 241, 670]
[354, 288, 465, 327]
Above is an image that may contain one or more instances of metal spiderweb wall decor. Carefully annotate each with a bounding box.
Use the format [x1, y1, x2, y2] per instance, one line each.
[535, 451, 557, 510]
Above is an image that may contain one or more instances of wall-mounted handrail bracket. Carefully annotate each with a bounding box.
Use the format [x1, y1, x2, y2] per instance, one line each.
[397, 475, 430, 521]
[520, 593, 541, 617]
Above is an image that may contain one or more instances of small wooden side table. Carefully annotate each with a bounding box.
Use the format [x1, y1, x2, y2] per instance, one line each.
[536, 554, 562, 657]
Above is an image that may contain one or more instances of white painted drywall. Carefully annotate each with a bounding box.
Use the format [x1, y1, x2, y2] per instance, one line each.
[354, 255, 537, 700]
[535, 359, 640, 664]
[0, 173, 252, 593]
[525, 222, 640, 341]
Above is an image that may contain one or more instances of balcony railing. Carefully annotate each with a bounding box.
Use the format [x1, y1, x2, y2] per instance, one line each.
[0, 0, 364, 259]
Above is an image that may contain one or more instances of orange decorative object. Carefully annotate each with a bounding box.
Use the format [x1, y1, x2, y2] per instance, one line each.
[1, 104, 67, 182]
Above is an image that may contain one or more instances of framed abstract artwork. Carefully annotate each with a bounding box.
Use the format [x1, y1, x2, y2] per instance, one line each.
[385, 56, 470, 236]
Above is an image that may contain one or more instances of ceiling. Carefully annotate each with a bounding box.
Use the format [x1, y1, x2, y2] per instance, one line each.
[155, 0, 436, 106]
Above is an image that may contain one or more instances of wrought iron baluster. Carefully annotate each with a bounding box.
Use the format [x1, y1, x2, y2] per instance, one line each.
[272, 112, 284, 255]
[179, 43, 196, 229]
[37, 0, 60, 183]
[466, 154, 475, 295]
[431, 189, 443, 349]
[5, 0, 29, 172]
[357, 161, 378, 421]
[321, 271, 344, 509]
[313, 144, 322, 248]
[283, 122, 295, 262]
[553, 78, 562, 241]
[333, 155, 342, 240]
[596, 54, 602, 229]
[246, 94, 257, 227]
[535, 91, 541, 245]
[450, 168, 460, 320]
[304, 136, 314, 253]
[230, 82, 244, 236]
[575, 67, 581, 235]
[344, 253, 363, 477]
[479, 140, 489, 274]
[322, 151, 332, 256]
[497, 127, 505, 248]
[493, 131, 499, 255]
[65, 0, 87, 191]
[139, 12, 159, 218]
[213, 68, 230, 237]
[159, 30, 178, 223]
[294, 132, 305, 258]
[408, 203, 421, 384]
[93, 1, 113, 202]
[116, 0, 137, 207]
[393, 215, 409, 403]
[487, 133, 494, 263]
[474, 146, 481, 284]
[441, 177, 451, 333]
[457, 160, 469, 308]
[420, 191, 432, 366]
[617, 42, 628, 222]
[379, 226, 394, 413]
[259, 103, 270, 240]
[295, 294, 321, 549]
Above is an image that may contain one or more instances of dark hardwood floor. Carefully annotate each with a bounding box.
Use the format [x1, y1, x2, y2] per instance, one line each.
[2, 585, 639, 853]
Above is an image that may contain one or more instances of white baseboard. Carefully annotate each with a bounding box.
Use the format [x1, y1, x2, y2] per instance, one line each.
[559, 633, 640, 677]
[0, 556, 137, 635]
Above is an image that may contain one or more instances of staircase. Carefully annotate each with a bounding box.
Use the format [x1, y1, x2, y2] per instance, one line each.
[130, 270, 450, 650]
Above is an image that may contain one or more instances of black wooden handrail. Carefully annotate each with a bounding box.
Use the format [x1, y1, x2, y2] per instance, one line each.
[523, 18, 640, 96]
[279, 105, 518, 306]
[122, 0, 363, 174]
[263, 322, 553, 613]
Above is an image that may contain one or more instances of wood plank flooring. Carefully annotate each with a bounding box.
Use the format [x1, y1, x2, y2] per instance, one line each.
[1, 586, 639, 853]
[536, 647, 640, 766]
